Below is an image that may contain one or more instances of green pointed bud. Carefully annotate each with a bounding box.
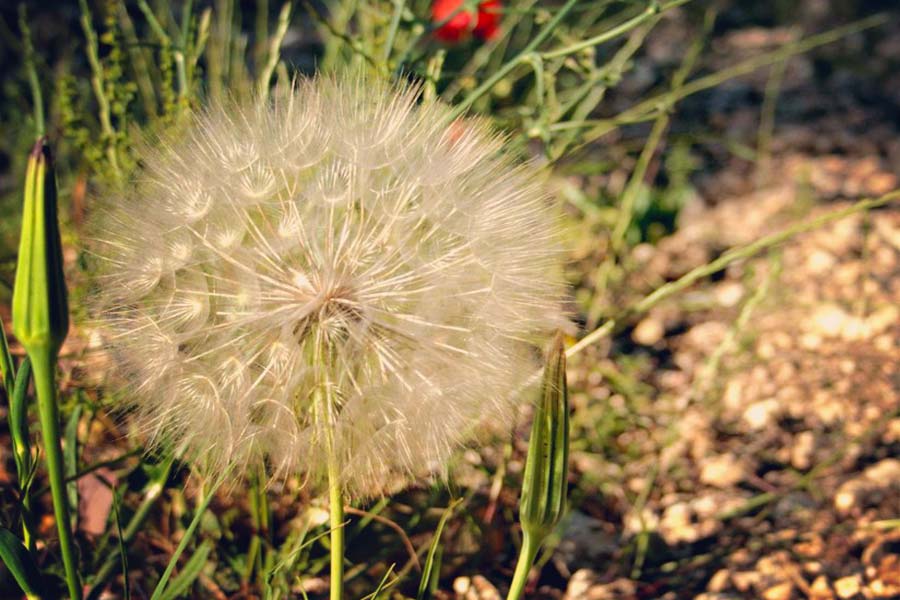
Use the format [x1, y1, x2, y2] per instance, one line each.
[10, 139, 82, 600]
[520, 332, 569, 540]
[507, 334, 570, 600]
[12, 137, 69, 359]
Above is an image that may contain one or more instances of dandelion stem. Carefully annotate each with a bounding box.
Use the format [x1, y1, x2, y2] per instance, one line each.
[328, 454, 345, 600]
[314, 335, 346, 600]
[31, 347, 82, 600]
[506, 531, 539, 600]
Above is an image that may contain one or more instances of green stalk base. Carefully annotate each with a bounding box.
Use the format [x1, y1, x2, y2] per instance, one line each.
[506, 532, 540, 600]
[32, 350, 82, 600]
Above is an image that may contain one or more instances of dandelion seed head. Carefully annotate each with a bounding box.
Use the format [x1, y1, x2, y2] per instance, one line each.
[88, 73, 566, 498]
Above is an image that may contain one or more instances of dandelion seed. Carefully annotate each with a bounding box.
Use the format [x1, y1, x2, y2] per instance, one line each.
[87, 73, 565, 498]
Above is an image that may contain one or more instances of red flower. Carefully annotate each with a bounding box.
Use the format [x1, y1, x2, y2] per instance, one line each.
[432, 0, 502, 43]
[473, 0, 502, 41]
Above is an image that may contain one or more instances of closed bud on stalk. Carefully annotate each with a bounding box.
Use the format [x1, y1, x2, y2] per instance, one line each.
[520, 331, 569, 538]
[11, 138, 81, 600]
[508, 333, 568, 600]
[12, 138, 69, 359]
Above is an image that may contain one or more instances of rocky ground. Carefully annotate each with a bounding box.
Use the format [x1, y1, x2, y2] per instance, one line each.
[448, 17, 900, 600]
[548, 32, 899, 600]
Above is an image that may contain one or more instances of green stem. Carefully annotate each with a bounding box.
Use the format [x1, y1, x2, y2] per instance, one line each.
[756, 47, 790, 173]
[328, 453, 345, 600]
[448, 0, 580, 120]
[32, 348, 82, 600]
[381, 0, 405, 66]
[257, 2, 292, 104]
[571, 13, 888, 151]
[78, 0, 120, 177]
[506, 532, 539, 600]
[541, 0, 690, 59]
[135, 0, 190, 116]
[314, 339, 345, 600]
[609, 7, 711, 254]
[116, 3, 159, 118]
[18, 5, 45, 138]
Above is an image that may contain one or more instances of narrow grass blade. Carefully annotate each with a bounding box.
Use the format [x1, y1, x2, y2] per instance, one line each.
[416, 498, 462, 600]
[65, 404, 83, 527]
[150, 471, 228, 600]
[157, 540, 213, 600]
[363, 563, 396, 600]
[111, 487, 130, 600]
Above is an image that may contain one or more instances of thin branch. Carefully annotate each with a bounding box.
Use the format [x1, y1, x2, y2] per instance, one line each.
[344, 506, 421, 572]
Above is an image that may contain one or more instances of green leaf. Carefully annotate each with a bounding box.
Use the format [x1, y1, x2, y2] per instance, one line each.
[0, 528, 43, 597]
[0, 319, 14, 394]
[10, 357, 33, 488]
[156, 540, 213, 600]
[416, 498, 462, 600]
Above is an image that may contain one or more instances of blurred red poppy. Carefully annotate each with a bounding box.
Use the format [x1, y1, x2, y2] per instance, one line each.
[432, 0, 502, 43]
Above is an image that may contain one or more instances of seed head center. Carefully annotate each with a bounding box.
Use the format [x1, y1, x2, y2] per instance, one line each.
[292, 278, 363, 344]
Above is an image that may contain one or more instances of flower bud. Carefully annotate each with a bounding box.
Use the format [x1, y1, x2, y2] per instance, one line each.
[12, 138, 69, 359]
[520, 332, 569, 539]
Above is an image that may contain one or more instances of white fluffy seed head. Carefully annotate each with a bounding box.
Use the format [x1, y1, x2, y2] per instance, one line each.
[87, 73, 566, 498]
